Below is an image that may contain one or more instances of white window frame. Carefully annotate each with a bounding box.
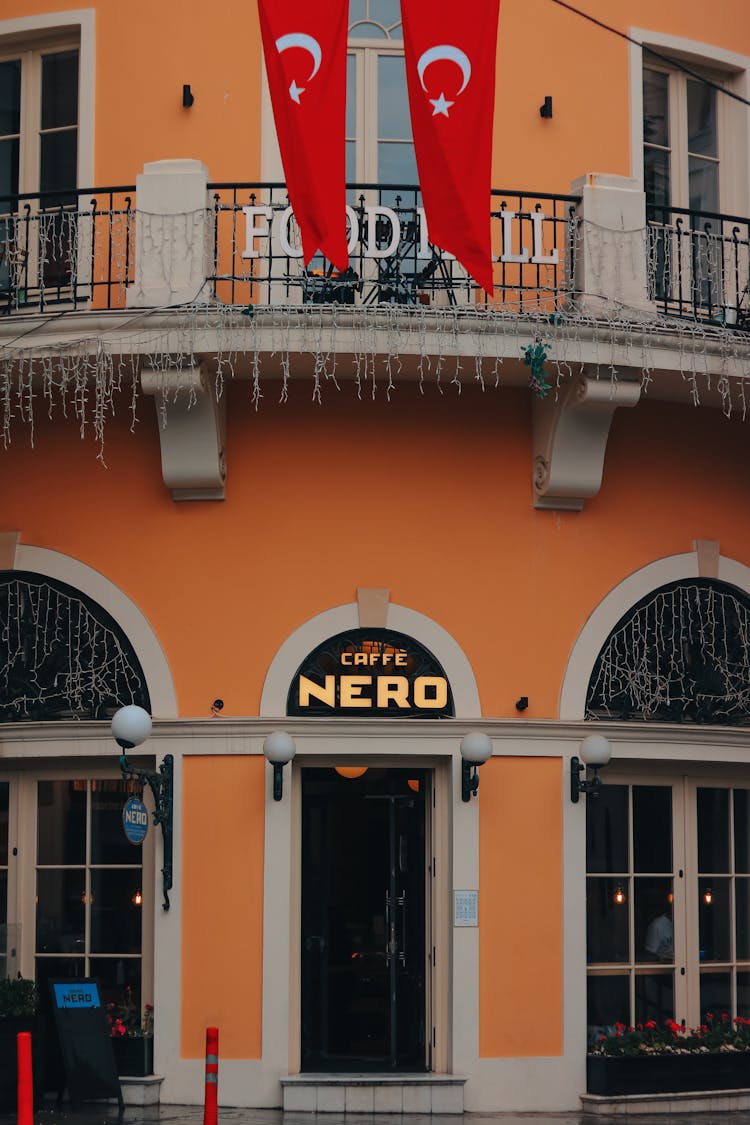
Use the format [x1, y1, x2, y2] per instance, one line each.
[0, 39, 79, 200]
[642, 59, 723, 213]
[630, 29, 750, 218]
[0, 9, 94, 194]
[6, 768, 154, 1010]
[588, 764, 750, 1032]
[347, 28, 409, 185]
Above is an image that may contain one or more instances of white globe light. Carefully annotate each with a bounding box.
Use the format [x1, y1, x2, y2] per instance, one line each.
[111, 705, 152, 748]
[580, 733, 612, 768]
[460, 731, 493, 765]
[263, 731, 296, 765]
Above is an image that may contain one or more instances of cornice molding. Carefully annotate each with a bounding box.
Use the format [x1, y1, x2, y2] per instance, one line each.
[2, 716, 750, 754]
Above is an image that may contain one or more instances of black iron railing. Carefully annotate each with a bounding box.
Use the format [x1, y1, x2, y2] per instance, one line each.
[0, 186, 135, 313]
[647, 204, 750, 329]
[207, 182, 579, 311]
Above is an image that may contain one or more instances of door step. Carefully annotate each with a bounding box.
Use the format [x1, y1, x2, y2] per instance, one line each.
[281, 1074, 465, 1114]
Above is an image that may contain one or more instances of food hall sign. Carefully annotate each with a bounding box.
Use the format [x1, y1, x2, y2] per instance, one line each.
[287, 629, 454, 718]
[243, 206, 559, 265]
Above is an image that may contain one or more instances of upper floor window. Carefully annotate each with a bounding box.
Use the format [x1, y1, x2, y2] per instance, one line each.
[643, 57, 720, 215]
[347, 0, 415, 191]
[0, 41, 79, 206]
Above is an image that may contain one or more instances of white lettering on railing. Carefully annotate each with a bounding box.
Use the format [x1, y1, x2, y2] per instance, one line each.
[497, 210, 528, 263]
[530, 211, 559, 264]
[241, 204, 559, 263]
[242, 206, 273, 259]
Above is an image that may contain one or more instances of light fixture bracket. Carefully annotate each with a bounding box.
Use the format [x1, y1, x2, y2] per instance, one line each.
[462, 760, 480, 802]
[117, 740, 174, 910]
[570, 755, 603, 803]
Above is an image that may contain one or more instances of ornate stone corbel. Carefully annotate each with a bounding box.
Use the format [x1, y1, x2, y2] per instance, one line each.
[141, 362, 226, 501]
[532, 370, 641, 510]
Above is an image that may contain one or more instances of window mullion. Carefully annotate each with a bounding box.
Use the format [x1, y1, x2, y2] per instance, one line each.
[669, 71, 689, 209]
[18, 50, 39, 197]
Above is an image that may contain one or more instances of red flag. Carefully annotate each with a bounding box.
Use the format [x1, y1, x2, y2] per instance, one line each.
[257, 0, 349, 271]
[402, 0, 500, 293]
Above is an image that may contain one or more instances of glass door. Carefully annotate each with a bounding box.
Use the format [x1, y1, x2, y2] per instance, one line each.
[301, 767, 428, 1071]
[586, 773, 750, 1040]
[586, 781, 685, 1039]
[691, 784, 750, 1021]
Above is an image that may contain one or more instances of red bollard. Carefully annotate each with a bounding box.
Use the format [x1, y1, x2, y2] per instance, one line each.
[203, 1026, 219, 1125]
[17, 1031, 33, 1125]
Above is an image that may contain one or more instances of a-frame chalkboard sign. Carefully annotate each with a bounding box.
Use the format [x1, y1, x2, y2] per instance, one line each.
[49, 980, 124, 1113]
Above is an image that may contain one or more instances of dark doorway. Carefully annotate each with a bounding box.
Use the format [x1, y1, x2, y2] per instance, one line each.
[301, 767, 428, 1071]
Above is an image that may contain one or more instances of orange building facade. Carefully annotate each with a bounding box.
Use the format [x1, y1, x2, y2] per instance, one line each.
[1, 0, 750, 1112]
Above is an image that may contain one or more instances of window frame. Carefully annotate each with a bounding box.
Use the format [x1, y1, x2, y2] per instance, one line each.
[4, 769, 154, 1014]
[630, 29, 750, 220]
[642, 57, 724, 215]
[0, 10, 94, 198]
[586, 765, 750, 1035]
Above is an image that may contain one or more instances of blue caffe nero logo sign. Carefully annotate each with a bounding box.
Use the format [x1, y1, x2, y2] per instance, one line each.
[122, 796, 149, 844]
[287, 628, 454, 718]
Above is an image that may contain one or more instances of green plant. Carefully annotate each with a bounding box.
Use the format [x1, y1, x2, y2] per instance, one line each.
[0, 977, 39, 1019]
[591, 1012, 750, 1057]
[522, 341, 552, 399]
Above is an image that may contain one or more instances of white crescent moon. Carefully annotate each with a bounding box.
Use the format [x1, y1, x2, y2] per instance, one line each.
[417, 45, 471, 96]
[275, 33, 322, 81]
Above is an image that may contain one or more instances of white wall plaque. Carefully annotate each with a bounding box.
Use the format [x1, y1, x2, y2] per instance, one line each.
[453, 889, 478, 927]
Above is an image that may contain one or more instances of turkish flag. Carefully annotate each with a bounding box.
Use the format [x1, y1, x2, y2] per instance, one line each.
[257, 0, 349, 271]
[402, 0, 500, 293]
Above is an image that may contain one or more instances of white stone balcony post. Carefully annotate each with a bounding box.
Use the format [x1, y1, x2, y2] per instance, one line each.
[126, 159, 212, 308]
[571, 172, 655, 317]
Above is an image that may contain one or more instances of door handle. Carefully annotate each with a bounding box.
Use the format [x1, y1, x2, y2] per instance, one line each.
[398, 891, 407, 967]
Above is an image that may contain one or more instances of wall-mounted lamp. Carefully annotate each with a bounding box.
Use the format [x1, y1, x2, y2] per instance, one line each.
[263, 731, 296, 801]
[613, 883, 626, 906]
[132, 890, 143, 907]
[111, 705, 174, 911]
[539, 95, 553, 119]
[460, 731, 493, 802]
[570, 734, 612, 803]
[182, 84, 195, 108]
[703, 887, 714, 906]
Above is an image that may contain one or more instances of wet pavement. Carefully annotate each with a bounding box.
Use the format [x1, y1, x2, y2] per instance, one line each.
[1, 1104, 749, 1125]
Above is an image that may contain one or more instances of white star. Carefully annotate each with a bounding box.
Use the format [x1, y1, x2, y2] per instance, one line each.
[430, 92, 454, 117]
[289, 80, 305, 103]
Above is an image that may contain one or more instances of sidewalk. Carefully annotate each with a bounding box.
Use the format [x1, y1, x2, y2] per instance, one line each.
[2, 1105, 750, 1125]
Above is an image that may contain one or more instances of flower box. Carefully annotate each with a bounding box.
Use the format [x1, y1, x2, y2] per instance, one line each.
[111, 1035, 154, 1077]
[587, 1051, 750, 1096]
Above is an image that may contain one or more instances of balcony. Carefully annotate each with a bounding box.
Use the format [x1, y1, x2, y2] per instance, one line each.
[0, 182, 577, 315]
[208, 182, 577, 313]
[0, 187, 135, 314]
[1, 177, 748, 333]
[647, 203, 750, 330]
[1, 166, 749, 511]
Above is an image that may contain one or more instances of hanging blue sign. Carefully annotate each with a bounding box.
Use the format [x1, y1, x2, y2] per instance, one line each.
[122, 796, 149, 844]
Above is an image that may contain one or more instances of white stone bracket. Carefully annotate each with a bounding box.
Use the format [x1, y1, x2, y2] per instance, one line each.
[141, 363, 226, 501]
[532, 370, 641, 510]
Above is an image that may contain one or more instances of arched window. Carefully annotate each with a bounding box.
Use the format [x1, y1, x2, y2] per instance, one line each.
[0, 571, 150, 721]
[586, 579, 750, 725]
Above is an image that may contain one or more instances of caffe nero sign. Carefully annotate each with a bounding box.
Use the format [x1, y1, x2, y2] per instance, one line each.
[287, 628, 454, 718]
